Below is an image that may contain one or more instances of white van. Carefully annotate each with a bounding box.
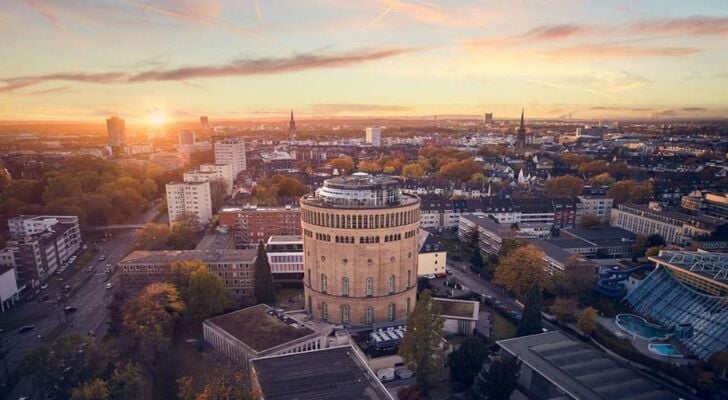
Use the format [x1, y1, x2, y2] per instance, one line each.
[376, 368, 395, 382]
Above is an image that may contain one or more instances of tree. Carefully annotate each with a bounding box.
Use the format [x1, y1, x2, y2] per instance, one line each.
[71, 379, 110, 400]
[588, 172, 615, 187]
[516, 283, 543, 337]
[632, 234, 665, 259]
[438, 159, 481, 182]
[552, 255, 595, 298]
[185, 264, 232, 320]
[578, 160, 608, 176]
[358, 160, 382, 173]
[493, 245, 547, 298]
[209, 179, 228, 212]
[469, 357, 520, 400]
[169, 218, 198, 250]
[399, 290, 446, 394]
[498, 238, 523, 258]
[551, 297, 578, 322]
[577, 307, 598, 334]
[543, 176, 583, 198]
[171, 260, 201, 292]
[607, 180, 653, 204]
[708, 351, 728, 380]
[580, 213, 601, 227]
[329, 157, 355, 174]
[195, 369, 255, 400]
[108, 362, 144, 400]
[133, 223, 171, 250]
[469, 227, 484, 272]
[447, 337, 489, 390]
[402, 163, 425, 178]
[254, 243, 275, 304]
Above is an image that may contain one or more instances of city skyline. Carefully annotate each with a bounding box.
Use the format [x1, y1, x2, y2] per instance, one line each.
[1, 0, 728, 122]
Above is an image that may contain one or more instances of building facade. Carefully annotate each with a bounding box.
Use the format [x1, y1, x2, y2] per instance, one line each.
[118, 249, 257, 303]
[106, 116, 126, 149]
[183, 163, 234, 195]
[214, 136, 246, 176]
[365, 127, 381, 147]
[577, 195, 613, 223]
[219, 205, 301, 247]
[610, 203, 723, 245]
[267, 235, 304, 283]
[301, 173, 419, 324]
[166, 181, 213, 225]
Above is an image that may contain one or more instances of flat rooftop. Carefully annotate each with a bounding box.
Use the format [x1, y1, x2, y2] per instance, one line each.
[434, 298, 477, 319]
[498, 331, 680, 400]
[207, 304, 314, 353]
[267, 235, 303, 244]
[252, 346, 392, 400]
[195, 232, 234, 251]
[119, 249, 256, 265]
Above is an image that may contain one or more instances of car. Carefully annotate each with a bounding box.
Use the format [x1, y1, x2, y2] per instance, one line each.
[63, 284, 72, 292]
[376, 368, 395, 382]
[64, 306, 78, 313]
[105, 283, 113, 289]
[396, 368, 414, 379]
[18, 325, 35, 333]
[99, 255, 106, 261]
[445, 269, 453, 275]
[88, 266, 94, 272]
[82, 245, 88, 250]
[40, 283, 48, 290]
[426, 273, 436, 280]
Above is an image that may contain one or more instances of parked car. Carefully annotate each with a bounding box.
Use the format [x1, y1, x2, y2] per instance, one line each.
[64, 306, 78, 313]
[18, 325, 35, 333]
[105, 283, 113, 290]
[396, 368, 414, 379]
[376, 368, 395, 382]
[99, 255, 106, 261]
[63, 284, 72, 292]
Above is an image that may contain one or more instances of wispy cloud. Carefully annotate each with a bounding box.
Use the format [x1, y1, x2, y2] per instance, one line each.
[543, 44, 699, 59]
[630, 16, 728, 37]
[22, 0, 65, 30]
[0, 47, 420, 92]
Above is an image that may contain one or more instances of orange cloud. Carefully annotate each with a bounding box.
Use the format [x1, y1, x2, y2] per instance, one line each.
[543, 44, 699, 59]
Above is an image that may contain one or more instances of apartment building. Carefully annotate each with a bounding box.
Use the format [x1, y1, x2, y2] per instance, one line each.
[183, 163, 234, 195]
[219, 205, 301, 247]
[577, 195, 614, 223]
[610, 203, 725, 245]
[166, 181, 213, 225]
[214, 136, 246, 176]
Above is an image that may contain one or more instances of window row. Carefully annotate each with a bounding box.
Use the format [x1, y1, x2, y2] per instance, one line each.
[312, 231, 416, 244]
[302, 208, 420, 229]
[318, 303, 398, 324]
[314, 272, 412, 295]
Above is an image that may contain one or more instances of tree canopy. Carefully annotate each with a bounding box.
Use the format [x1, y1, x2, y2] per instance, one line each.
[516, 283, 543, 337]
[493, 245, 547, 298]
[543, 175, 584, 198]
[254, 243, 275, 304]
[469, 357, 520, 400]
[448, 337, 489, 390]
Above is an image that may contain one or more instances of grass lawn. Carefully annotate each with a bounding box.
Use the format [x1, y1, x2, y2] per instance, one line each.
[492, 311, 517, 341]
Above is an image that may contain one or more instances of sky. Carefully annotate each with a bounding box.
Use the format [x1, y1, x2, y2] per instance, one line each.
[1, 0, 728, 122]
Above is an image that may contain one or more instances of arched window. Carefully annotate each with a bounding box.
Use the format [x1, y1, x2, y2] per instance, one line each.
[307, 269, 311, 286]
[342, 305, 350, 324]
[366, 306, 374, 324]
[321, 274, 327, 293]
[322, 303, 328, 320]
[365, 277, 373, 297]
[342, 277, 350, 297]
[406, 298, 411, 315]
[388, 275, 395, 294]
[407, 270, 411, 288]
[388, 304, 395, 321]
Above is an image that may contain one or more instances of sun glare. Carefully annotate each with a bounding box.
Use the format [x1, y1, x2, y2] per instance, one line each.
[148, 111, 167, 126]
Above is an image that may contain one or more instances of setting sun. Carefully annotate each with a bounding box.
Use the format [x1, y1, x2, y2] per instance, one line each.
[148, 111, 167, 126]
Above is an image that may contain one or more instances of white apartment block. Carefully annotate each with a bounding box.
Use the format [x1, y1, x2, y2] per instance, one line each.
[266, 235, 304, 280]
[166, 181, 213, 225]
[183, 163, 234, 195]
[609, 203, 718, 246]
[365, 127, 381, 147]
[8, 215, 80, 239]
[577, 195, 613, 223]
[214, 137, 246, 176]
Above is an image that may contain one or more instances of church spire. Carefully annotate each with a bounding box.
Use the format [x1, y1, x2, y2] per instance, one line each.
[288, 109, 296, 141]
[520, 108, 524, 130]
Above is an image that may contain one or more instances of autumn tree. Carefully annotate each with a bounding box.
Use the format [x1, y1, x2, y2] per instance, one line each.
[209, 179, 229, 212]
[402, 163, 425, 178]
[185, 263, 232, 320]
[358, 159, 382, 173]
[329, 156, 355, 174]
[580, 213, 601, 227]
[607, 180, 653, 204]
[543, 176, 584, 198]
[551, 297, 578, 322]
[168, 217, 198, 250]
[577, 307, 598, 334]
[448, 337, 489, 390]
[551, 255, 595, 298]
[468, 357, 520, 400]
[517, 283, 543, 337]
[399, 290, 446, 394]
[578, 160, 608, 176]
[108, 362, 144, 400]
[438, 159, 481, 182]
[588, 173, 615, 187]
[493, 245, 547, 298]
[254, 243, 275, 304]
[133, 223, 172, 250]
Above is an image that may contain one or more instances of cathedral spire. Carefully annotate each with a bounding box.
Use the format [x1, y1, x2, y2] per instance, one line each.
[520, 108, 524, 130]
[288, 109, 296, 141]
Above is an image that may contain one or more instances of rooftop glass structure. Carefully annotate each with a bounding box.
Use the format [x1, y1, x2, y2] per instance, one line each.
[625, 251, 728, 359]
[304, 173, 414, 209]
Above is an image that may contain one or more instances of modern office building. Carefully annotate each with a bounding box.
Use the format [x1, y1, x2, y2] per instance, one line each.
[165, 181, 213, 225]
[625, 250, 728, 359]
[178, 130, 195, 146]
[497, 331, 680, 400]
[118, 249, 257, 303]
[365, 127, 381, 147]
[4, 216, 81, 286]
[301, 173, 420, 324]
[610, 203, 725, 245]
[218, 205, 301, 247]
[214, 136, 246, 176]
[266, 235, 304, 284]
[200, 115, 209, 129]
[681, 192, 728, 221]
[106, 116, 126, 149]
[183, 163, 234, 195]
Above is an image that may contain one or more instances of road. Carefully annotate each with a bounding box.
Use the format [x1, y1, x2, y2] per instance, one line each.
[1, 203, 160, 399]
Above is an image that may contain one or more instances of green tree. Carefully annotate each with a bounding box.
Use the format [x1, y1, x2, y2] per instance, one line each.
[109, 362, 144, 400]
[71, 379, 110, 400]
[577, 307, 598, 334]
[140, 178, 158, 200]
[469, 357, 520, 400]
[254, 243, 275, 304]
[516, 283, 543, 337]
[133, 223, 171, 250]
[169, 218, 198, 250]
[398, 290, 446, 394]
[552, 255, 595, 298]
[580, 213, 602, 227]
[447, 337, 489, 390]
[185, 264, 232, 320]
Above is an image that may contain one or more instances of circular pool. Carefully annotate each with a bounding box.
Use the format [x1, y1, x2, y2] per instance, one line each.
[615, 314, 672, 341]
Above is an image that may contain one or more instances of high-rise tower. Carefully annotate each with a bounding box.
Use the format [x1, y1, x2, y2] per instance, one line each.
[106, 116, 126, 150]
[301, 173, 420, 324]
[288, 110, 296, 141]
[515, 109, 526, 149]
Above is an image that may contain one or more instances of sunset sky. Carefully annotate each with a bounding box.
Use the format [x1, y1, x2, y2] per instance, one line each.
[1, 0, 728, 121]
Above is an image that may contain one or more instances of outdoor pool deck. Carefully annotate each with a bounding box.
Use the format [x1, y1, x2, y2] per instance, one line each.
[597, 316, 693, 366]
